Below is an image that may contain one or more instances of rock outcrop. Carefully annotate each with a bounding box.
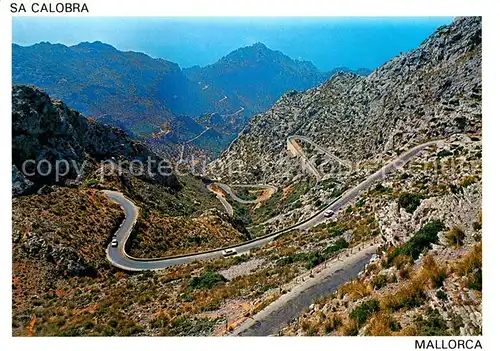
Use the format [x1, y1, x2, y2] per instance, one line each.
[12, 84, 181, 195]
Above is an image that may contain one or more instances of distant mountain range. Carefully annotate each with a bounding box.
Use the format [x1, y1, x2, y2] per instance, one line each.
[12, 41, 371, 156]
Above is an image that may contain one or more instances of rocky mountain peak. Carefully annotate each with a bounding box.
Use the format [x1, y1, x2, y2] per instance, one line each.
[207, 16, 482, 186]
[74, 41, 118, 51]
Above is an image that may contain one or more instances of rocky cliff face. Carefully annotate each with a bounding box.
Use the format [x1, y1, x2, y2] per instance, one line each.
[207, 17, 481, 186]
[12, 84, 180, 196]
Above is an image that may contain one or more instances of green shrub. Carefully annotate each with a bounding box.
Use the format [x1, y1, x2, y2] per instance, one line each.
[467, 268, 482, 291]
[278, 238, 348, 269]
[329, 225, 347, 238]
[437, 149, 454, 158]
[436, 290, 448, 301]
[163, 316, 220, 336]
[233, 203, 253, 226]
[371, 274, 388, 290]
[386, 220, 445, 264]
[415, 308, 450, 336]
[324, 238, 349, 255]
[304, 251, 326, 269]
[398, 193, 423, 213]
[404, 221, 445, 259]
[356, 198, 366, 208]
[373, 183, 392, 194]
[455, 117, 467, 131]
[389, 318, 402, 332]
[472, 221, 482, 231]
[189, 271, 227, 290]
[349, 299, 380, 326]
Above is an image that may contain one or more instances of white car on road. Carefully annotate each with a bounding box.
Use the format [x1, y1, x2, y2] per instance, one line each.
[222, 248, 237, 257]
[323, 209, 334, 217]
[111, 238, 118, 248]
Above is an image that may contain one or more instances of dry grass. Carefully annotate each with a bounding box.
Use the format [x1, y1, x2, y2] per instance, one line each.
[454, 243, 482, 291]
[12, 188, 123, 267]
[365, 312, 400, 336]
[421, 255, 448, 288]
[323, 313, 343, 334]
[288, 241, 482, 337]
[381, 256, 447, 312]
[445, 226, 466, 248]
[337, 280, 371, 300]
[338, 317, 359, 336]
[380, 278, 426, 312]
[392, 253, 413, 270]
[458, 175, 478, 188]
[454, 243, 482, 276]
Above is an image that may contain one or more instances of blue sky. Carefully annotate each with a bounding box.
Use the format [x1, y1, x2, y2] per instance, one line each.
[12, 17, 453, 71]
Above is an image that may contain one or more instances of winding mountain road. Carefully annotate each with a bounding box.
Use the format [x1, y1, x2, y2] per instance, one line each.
[206, 185, 234, 217]
[178, 127, 211, 163]
[287, 136, 322, 182]
[104, 138, 439, 271]
[208, 183, 277, 204]
[206, 182, 278, 217]
[289, 135, 350, 168]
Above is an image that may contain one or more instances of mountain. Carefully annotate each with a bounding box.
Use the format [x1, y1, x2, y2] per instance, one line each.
[207, 17, 481, 187]
[184, 43, 333, 117]
[12, 42, 354, 156]
[184, 43, 369, 135]
[12, 41, 210, 144]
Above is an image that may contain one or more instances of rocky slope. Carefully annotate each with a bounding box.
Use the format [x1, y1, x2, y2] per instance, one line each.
[11, 86, 256, 337]
[282, 178, 482, 336]
[11, 102, 482, 338]
[12, 84, 180, 195]
[12, 85, 270, 335]
[207, 17, 481, 187]
[198, 17, 482, 337]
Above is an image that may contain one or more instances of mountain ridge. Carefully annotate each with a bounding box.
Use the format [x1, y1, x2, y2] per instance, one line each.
[12, 41, 368, 157]
[207, 17, 481, 187]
